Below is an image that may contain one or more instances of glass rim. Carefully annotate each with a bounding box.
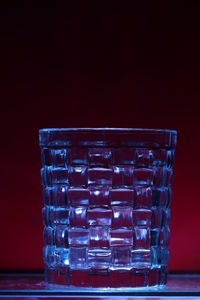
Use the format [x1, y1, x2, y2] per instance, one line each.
[39, 127, 177, 148]
[39, 127, 177, 134]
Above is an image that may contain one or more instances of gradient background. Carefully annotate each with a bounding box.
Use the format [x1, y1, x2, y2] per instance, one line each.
[0, 2, 200, 272]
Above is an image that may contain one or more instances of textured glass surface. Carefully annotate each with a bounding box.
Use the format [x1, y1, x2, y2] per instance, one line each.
[39, 128, 177, 287]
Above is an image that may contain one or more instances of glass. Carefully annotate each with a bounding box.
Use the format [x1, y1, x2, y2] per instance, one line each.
[39, 128, 177, 288]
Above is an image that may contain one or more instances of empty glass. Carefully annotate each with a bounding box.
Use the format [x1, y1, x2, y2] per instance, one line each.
[39, 128, 177, 287]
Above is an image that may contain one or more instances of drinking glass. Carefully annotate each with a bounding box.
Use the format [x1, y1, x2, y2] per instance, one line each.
[39, 128, 177, 287]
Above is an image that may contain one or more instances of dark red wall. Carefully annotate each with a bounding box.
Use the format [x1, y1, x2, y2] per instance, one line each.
[1, 2, 200, 272]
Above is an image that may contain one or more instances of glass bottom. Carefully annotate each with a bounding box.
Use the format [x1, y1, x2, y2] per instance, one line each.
[45, 267, 167, 287]
[0, 273, 200, 297]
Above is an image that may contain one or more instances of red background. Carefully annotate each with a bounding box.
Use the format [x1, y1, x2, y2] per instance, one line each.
[0, 3, 200, 272]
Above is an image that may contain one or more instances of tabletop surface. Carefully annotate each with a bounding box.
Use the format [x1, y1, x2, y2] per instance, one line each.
[0, 273, 200, 298]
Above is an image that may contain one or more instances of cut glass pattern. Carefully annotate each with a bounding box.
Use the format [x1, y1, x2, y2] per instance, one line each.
[40, 128, 177, 287]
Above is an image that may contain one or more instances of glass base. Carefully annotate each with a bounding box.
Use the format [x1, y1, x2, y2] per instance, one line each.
[45, 267, 167, 287]
[0, 273, 200, 297]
